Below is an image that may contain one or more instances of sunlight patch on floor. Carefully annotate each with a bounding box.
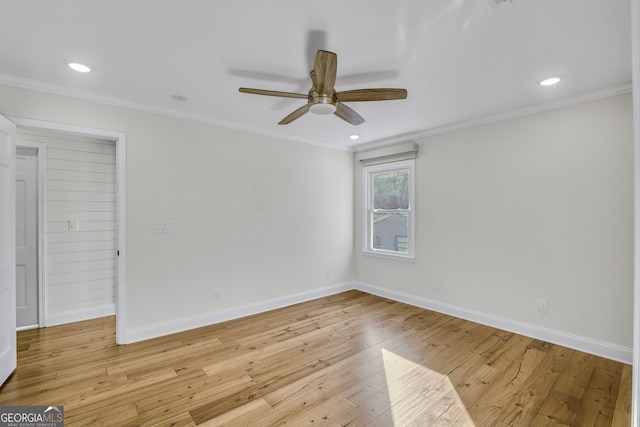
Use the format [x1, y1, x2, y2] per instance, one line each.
[382, 348, 475, 425]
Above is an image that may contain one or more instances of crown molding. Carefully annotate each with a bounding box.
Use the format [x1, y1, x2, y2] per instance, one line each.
[1, 73, 630, 154]
[0, 73, 352, 152]
[355, 83, 633, 152]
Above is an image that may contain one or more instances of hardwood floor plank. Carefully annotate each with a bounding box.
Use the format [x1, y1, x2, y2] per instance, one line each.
[197, 398, 273, 427]
[189, 360, 322, 423]
[531, 390, 579, 425]
[0, 290, 631, 426]
[270, 394, 352, 426]
[573, 358, 624, 426]
[258, 372, 358, 426]
[64, 401, 140, 426]
[133, 374, 254, 426]
[62, 366, 179, 412]
[613, 363, 633, 426]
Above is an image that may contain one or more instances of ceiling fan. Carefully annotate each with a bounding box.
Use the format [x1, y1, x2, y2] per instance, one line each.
[239, 50, 407, 126]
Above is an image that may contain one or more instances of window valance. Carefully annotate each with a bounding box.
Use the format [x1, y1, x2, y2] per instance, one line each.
[355, 141, 418, 166]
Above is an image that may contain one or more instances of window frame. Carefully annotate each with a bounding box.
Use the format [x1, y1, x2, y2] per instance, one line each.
[362, 159, 415, 260]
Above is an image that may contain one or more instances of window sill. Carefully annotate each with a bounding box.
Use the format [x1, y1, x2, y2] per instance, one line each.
[362, 250, 416, 263]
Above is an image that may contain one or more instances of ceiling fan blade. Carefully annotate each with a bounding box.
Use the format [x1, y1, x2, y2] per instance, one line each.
[311, 50, 337, 94]
[336, 88, 407, 102]
[334, 102, 365, 126]
[278, 104, 310, 125]
[239, 87, 308, 99]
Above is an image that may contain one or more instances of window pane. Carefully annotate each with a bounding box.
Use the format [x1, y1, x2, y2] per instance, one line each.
[372, 212, 408, 252]
[373, 170, 409, 209]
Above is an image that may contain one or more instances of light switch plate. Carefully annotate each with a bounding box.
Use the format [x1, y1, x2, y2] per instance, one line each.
[154, 220, 172, 233]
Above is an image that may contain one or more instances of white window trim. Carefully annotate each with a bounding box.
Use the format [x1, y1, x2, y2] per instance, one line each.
[362, 159, 415, 261]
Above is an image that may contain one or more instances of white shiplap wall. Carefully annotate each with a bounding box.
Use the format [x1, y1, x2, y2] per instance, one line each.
[17, 129, 116, 323]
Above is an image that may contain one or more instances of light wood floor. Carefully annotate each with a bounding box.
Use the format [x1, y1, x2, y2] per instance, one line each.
[0, 290, 632, 426]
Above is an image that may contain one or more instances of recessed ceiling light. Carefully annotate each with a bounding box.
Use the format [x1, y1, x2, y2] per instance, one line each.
[539, 76, 561, 86]
[349, 134, 360, 140]
[64, 60, 92, 73]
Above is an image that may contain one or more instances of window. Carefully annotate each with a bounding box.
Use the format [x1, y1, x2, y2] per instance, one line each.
[363, 159, 415, 259]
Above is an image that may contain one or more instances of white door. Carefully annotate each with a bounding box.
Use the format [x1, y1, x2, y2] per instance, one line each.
[0, 115, 17, 386]
[15, 147, 38, 328]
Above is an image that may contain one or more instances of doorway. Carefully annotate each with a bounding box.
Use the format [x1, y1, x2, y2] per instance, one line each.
[11, 118, 126, 344]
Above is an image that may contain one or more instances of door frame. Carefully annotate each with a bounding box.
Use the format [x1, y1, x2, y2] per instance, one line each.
[633, 0, 640, 424]
[9, 117, 127, 345]
[15, 140, 46, 330]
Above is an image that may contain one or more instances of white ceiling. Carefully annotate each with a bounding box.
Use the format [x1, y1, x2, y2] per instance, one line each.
[0, 0, 632, 150]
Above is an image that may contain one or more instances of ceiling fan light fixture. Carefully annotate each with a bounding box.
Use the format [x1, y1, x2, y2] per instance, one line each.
[309, 103, 337, 115]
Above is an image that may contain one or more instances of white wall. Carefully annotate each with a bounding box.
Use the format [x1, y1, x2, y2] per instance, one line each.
[0, 84, 354, 335]
[2, 83, 633, 359]
[355, 93, 634, 351]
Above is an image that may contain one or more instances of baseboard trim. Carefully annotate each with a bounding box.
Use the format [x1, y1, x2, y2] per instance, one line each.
[47, 304, 116, 327]
[354, 281, 632, 364]
[122, 282, 353, 345]
[120, 280, 631, 363]
[16, 324, 39, 332]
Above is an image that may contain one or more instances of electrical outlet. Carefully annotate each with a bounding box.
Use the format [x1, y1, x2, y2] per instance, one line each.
[537, 297, 547, 313]
[435, 280, 443, 291]
[213, 290, 220, 301]
[324, 269, 331, 278]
